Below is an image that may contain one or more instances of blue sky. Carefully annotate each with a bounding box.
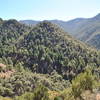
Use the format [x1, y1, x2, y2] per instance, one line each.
[0, 0, 100, 21]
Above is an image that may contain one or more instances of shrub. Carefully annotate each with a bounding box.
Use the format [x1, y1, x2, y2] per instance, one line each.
[54, 96, 63, 100]
[15, 92, 34, 100]
[33, 85, 50, 100]
[72, 69, 95, 99]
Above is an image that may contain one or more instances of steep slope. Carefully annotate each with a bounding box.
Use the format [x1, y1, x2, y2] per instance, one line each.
[0, 19, 100, 99]
[14, 21, 100, 80]
[54, 14, 100, 49]
[0, 19, 99, 80]
[88, 34, 100, 49]
[74, 14, 100, 39]
[74, 14, 100, 49]
[57, 18, 87, 34]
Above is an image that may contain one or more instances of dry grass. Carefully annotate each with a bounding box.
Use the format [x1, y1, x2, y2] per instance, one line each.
[48, 90, 60, 100]
[0, 69, 15, 78]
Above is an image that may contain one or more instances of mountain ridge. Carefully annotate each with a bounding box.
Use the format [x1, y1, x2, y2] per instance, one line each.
[0, 19, 100, 99]
[20, 13, 100, 49]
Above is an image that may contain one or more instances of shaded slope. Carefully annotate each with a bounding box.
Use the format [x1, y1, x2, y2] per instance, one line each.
[14, 21, 100, 80]
[0, 19, 99, 80]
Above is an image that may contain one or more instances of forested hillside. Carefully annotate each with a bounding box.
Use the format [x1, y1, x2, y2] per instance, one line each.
[0, 19, 100, 100]
[20, 13, 100, 49]
[16, 21, 100, 78]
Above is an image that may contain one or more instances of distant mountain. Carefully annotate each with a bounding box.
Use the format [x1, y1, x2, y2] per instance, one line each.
[20, 20, 39, 25]
[20, 19, 68, 31]
[20, 13, 100, 49]
[73, 13, 100, 49]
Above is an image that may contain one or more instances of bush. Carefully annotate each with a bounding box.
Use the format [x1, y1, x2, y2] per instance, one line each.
[54, 96, 63, 100]
[33, 85, 50, 100]
[15, 92, 34, 100]
[72, 69, 95, 99]
[15, 85, 50, 100]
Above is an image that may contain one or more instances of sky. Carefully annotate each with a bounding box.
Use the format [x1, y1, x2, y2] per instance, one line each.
[0, 0, 100, 21]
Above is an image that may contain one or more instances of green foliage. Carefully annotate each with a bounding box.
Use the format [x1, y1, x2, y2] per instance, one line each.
[20, 16, 100, 49]
[14, 21, 100, 80]
[0, 20, 99, 81]
[15, 85, 50, 100]
[72, 68, 95, 99]
[0, 70, 69, 97]
[33, 85, 50, 100]
[15, 92, 34, 100]
[54, 96, 63, 100]
[0, 19, 99, 100]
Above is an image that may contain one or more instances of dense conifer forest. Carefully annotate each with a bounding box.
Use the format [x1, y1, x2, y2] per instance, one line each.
[0, 19, 100, 100]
